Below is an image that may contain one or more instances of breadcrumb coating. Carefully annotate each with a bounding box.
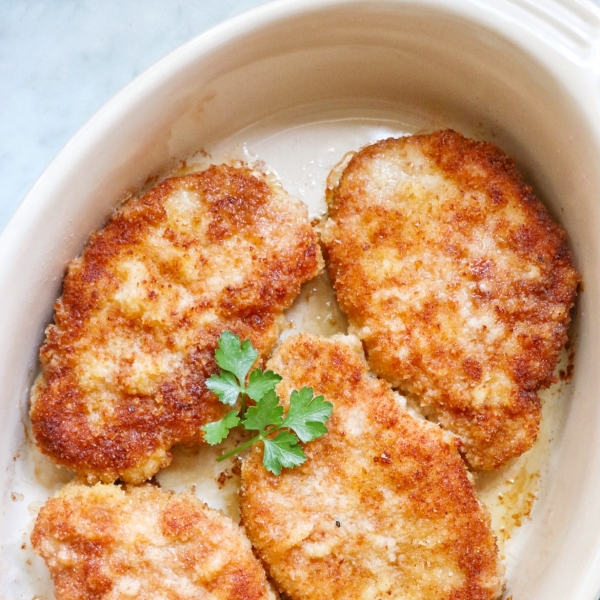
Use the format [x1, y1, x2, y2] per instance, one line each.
[322, 131, 578, 469]
[30, 164, 323, 483]
[240, 333, 504, 600]
[31, 483, 278, 600]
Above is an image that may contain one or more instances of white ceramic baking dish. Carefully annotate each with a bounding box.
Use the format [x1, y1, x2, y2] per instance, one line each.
[2, 0, 600, 598]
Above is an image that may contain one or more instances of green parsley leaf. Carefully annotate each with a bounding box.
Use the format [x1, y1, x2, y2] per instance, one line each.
[243, 389, 284, 432]
[262, 430, 307, 475]
[283, 387, 333, 442]
[214, 330, 258, 383]
[202, 331, 332, 476]
[206, 371, 242, 406]
[245, 369, 282, 401]
[201, 410, 241, 445]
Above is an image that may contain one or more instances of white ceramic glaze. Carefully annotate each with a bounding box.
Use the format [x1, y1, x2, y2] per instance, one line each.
[2, 0, 600, 598]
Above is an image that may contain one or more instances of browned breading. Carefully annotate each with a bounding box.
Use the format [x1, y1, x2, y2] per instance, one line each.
[240, 333, 504, 600]
[30, 164, 323, 483]
[321, 131, 579, 470]
[31, 483, 278, 600]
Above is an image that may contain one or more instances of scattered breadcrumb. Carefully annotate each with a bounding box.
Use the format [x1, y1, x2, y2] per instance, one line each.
[241, 333, 504, 600]
[322, 130, 579, 469]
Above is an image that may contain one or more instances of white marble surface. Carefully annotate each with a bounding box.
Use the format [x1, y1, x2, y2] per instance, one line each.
[0, 0, 270, 232]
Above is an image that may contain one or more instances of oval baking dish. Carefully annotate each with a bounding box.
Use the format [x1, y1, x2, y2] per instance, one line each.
[1, 1, 600, 598]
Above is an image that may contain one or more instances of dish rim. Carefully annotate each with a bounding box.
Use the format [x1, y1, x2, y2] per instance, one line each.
[2, 1, 600, 598]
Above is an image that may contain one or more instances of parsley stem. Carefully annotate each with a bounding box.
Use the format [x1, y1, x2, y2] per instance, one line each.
[216, 423, 286, 462]
[240, 392, 247, 417]
[217, 433, 261, 462]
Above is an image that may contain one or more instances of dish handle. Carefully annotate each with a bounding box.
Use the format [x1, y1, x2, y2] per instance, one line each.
[484, 0, 600, 66]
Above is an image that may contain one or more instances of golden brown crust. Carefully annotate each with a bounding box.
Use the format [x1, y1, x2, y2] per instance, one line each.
[30, 165, 323, 483]
[31, 483, 278, 600]
[240, 334, 504, 600]
[322, 131, 579, 469]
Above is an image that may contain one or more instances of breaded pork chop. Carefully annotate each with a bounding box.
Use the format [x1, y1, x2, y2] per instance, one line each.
[30, 164, 323, 484]
[322, 131, 578, 470]
[241, 333, 504, 600]
[31, 483, 278, 600]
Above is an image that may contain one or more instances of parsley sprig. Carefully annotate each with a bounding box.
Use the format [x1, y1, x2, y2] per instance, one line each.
[201, 331, 333, 475]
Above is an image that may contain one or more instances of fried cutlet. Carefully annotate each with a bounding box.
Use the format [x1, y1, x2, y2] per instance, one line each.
[30, 164, 323, 484]
[321, 130, 579, 470]
[31, 483, 278, 600]
[240, 333, 504, 600]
